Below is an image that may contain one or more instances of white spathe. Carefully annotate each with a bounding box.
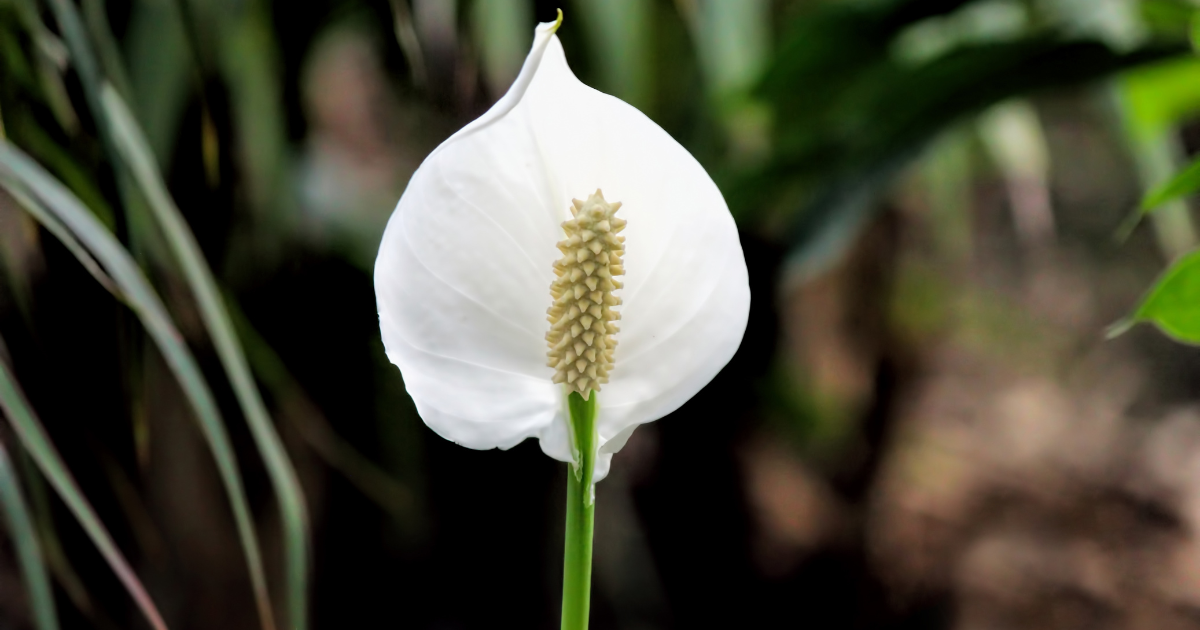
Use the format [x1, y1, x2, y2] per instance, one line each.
[374, 16, 750, 482]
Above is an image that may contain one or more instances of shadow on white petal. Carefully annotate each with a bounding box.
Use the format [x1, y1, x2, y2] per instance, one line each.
[593, 452, 616, 483]
[381, 318, 558, 450]
[379, 199, 551, 371]
[596, 256, 750, 452]
[537, 410, 574, 464]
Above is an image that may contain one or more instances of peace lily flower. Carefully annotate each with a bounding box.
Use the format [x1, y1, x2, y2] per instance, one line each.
[374, 13, 749, 484]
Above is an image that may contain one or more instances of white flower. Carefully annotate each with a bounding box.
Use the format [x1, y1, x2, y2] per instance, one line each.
[374, 14, 750, 482]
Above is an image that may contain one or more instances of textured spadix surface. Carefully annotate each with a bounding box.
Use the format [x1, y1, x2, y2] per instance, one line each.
[374, 17, 750, 482]
[547, 191, 625, 398]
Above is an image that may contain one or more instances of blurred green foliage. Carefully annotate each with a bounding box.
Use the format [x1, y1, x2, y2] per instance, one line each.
[0, 0, 1197, 628]
[1126, 248, 1200, 341]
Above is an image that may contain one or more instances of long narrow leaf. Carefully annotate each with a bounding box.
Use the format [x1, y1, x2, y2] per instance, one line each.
[1143, 155, 1200, 211]
[226, 297, 415, 523]
[100, 84, 309, 630]
[43, 0, 162, 262]
[0, 437, 59, 630]
[0, 354, 165, 630]
[15, 454, 107, 628]
[4, 185, 122, 299]
[0, 141, 273, 630]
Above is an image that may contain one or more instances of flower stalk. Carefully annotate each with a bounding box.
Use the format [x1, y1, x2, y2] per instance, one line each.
[561, 390, 596, 630]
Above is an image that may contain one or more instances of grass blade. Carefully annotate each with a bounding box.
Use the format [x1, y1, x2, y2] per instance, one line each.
[0, 141, 273, 630]
[4, 185, 122, 299]
[388, 0, 427, 88]
[0, 437, 59, 630]
[43, 0, 164, 263]
[14, 454, 112, 628]
[100, 84, 309, 630]
[0, 352, 166, 630]
[226, 297, 416, 523]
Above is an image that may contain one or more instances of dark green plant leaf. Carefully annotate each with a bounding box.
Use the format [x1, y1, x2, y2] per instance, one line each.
[0, 437, 59, 630]
[101, 84, 307, 630]
[735, 0, 1185, 266]
[43, 0, 160, 259]
[0, 141, 273, 630]
[0, 348, 166, 630]
[225, 294, 416, 525]
[4, 184, 121, 298]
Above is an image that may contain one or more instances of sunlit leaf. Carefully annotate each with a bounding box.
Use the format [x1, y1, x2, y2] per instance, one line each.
[1122, 248, 1200, 343]
[1142, 155, 1200, 211]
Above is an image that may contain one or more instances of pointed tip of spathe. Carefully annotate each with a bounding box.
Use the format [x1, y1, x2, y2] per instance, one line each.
[540, 8, 563, 34]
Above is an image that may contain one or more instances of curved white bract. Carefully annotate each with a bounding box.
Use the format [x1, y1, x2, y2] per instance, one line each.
[374, 17, 750, 481]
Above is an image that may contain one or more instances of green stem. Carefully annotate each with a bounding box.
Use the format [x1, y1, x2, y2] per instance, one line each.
[561, 391, 596, 630]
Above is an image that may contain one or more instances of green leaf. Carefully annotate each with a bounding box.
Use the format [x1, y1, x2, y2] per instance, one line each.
[225, 297, 416, 524]
[100, 84, 309, 630]
[1121, 57, 1200, 143]
[0, 349, 167, 630]
[0, 437, 59, 630]
[1192, 11, 1200, 52]
[42, 0, 161, 261]
[1142, 154, 1200, 211]
[4, 183, 122, 299]
[41, 0, 103, 130]
[741, 5, 1184, 264]
[0, 141, 272, 630]
[1126, 248, 1200, 343]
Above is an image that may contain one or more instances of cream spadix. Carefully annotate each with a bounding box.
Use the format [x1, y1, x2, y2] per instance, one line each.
[374, 15, 749, 482]
[547, 191, 625, 399]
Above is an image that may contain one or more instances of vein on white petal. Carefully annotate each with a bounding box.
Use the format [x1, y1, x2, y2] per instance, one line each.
[408, 382, 552, 442]
[429, 109, 565, 252]
[619, 237, 735, 364]
[593, 110, 684, 312]
[622, 203, 686, 310]
[382, 311, 551, 385]
[398, 193, 544, 339]
[429, 159, 547, 277]
[382, 316, 558, 444]
[599, 259, 748, 434]
[473, 142, 561, 240]
[411, 395, 547, 451]
[623, 265, 743, 384]
[516, 105, 567, 225]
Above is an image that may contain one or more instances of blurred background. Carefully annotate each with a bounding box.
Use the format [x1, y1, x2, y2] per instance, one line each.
[5, 0, 1200, 628]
